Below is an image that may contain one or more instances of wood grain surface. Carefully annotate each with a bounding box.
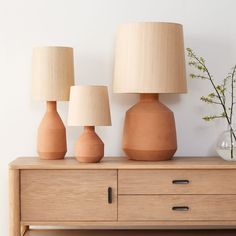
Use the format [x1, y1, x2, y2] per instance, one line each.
[119, 169, 236, 194]
[21, 170, 117, 221]
[119, 195, 236, 221]
[9, 156, 236, 170]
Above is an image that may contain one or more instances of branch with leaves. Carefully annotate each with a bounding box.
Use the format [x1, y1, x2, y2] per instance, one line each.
[187, 48, 236, 158]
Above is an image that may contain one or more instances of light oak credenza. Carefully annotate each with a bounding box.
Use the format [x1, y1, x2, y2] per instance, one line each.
[9, 156, 236, 236]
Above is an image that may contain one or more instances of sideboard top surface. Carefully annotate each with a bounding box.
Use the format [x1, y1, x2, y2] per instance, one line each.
[9, 156, 236, 170]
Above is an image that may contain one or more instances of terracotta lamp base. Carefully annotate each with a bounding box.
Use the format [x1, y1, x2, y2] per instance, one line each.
[75, 126, 104, 163]
[123, 94, 177, 161]
[37, 101, 67, 160]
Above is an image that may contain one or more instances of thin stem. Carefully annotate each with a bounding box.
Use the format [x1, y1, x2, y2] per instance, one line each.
[189, 52, 236, 141]
[230, 65, 236, 124]
[210, 101, 222, 105]
[230, 129, 234, 159]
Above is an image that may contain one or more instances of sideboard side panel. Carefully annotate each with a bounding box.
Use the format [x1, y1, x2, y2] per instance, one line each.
[9, 169, 20, 236]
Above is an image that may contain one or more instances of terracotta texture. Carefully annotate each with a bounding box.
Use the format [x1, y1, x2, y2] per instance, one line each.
[123, 94, 177, 161]
[75, 126, 104, 163]
[37, 101, 67, 160]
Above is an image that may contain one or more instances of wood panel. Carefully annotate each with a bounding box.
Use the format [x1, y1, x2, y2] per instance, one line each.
[21, 170, 117, 221]
[119, 195, 236, 221]
[9, 156, 236, 170]
[23, 229, 236, 236]
[9, 169, 20, 236]
[119, 170, 236, 194]
[20, 220, 236, 229]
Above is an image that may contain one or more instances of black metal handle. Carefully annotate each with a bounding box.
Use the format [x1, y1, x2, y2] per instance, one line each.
[172, 180, 190, 185]
[172, 206, 189, 211]
[108, 187, 112, 204]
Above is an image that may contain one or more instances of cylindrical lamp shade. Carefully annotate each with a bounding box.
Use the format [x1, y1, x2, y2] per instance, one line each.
[113, 22, 187, 93]
[32, 46, 74, 101]
[68, 85, 111, 126]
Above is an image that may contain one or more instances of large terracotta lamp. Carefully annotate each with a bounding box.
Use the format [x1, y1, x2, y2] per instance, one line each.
[113, 22, 187, 161]
[32, 46, 74, 160]
[68, 85, 111, 163]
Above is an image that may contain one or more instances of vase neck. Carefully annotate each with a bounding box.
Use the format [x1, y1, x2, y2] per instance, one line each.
[46, 101, 57, 112]
[84, 126, 95, 132]
[140, 94, 159, 102]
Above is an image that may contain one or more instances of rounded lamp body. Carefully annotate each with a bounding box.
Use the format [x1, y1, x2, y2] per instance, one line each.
[37, 101, 67, 160]
[75, 126, 104, 163]
[123, 94, 177, 161]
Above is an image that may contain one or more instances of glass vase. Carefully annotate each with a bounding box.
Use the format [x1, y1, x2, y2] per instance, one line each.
[216, 124, 236, 161]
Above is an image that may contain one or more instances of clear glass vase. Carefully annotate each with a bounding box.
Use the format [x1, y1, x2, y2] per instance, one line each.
[216, 124, 236, 161]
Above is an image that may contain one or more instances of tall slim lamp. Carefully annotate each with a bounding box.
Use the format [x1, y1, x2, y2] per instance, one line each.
[68, 85, 111, 163]
[113, 22, 187, 161]
[32, 46, 74, 160]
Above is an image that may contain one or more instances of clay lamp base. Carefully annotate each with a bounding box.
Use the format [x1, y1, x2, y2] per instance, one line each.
[37, 101, 67, 160]
[75, 126, 104, 163]
[122, 94, 177, 161]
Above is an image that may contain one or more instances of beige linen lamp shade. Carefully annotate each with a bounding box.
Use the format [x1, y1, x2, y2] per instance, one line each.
[113, 22, 187, 161]
[113, 22, 187, 93]
[68, 85, 111, 126]
[68, 85, 111, 163]
[32, 46, 75, 160]
[32, 46, 74, 101]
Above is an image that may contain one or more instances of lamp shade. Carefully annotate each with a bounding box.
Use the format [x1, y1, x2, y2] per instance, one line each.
[113, 22, 187, 93]
[68, 85, 111, 126]
[32, 46, 74, 101]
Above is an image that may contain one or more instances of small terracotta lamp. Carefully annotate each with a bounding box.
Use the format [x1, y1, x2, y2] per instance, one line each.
[113, 22, 187, 161]
[68, 85, 111, 163]
[32, 46, 74, 160]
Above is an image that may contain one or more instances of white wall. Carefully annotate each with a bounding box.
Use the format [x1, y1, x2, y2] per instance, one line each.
[1, 0, 236, 234]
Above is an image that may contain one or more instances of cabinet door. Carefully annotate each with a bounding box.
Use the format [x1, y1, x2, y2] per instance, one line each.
[21, 170, 117, 221]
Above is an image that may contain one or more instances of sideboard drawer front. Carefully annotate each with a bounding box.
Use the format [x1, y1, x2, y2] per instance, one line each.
[119, 170, 236, 194]
[21, 170, 117, 221]
[119, 195, 236, 221]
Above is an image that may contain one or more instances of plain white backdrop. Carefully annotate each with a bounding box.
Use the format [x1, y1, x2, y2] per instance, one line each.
[1, 0, 236, 234]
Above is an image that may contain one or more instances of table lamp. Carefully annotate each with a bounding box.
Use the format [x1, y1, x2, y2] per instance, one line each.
[68, 85, 111, 163]
[32, 46, 74, 160]
[113, 22, 187, 161]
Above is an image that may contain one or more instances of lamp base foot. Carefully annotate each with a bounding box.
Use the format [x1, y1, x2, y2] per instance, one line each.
[124, 149, 176, 161]
[38, 152, 66, 160]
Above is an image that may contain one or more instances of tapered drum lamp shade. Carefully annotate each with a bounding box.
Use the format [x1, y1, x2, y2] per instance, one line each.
[32, 46, 74, 160]
[113, 22, 187, 161]
[68, 85, 111, 163]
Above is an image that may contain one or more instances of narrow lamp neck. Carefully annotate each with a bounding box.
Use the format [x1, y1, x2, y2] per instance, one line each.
[46, 101, 57, 112]
[140, 94, 159, 102]
[84, 126, 95, 132]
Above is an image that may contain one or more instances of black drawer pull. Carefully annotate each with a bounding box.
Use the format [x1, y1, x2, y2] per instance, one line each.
[108, 187, 112, 204]
[172, 206, 189, 211]
[172, 180, 189, 184]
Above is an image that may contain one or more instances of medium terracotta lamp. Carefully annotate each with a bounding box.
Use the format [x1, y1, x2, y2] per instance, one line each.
[32, 46, 74, 160]
[68, 85, 111, 163]
[113, 22, 187, 161]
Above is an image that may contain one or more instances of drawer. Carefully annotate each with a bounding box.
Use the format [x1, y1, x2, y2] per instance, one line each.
[119, 195, 236, 221]
[118, 170, 236, 194]
[21, 170, 117, 221]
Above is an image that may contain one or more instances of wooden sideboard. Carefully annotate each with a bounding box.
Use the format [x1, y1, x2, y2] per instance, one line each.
[9, 156, 236, 236]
